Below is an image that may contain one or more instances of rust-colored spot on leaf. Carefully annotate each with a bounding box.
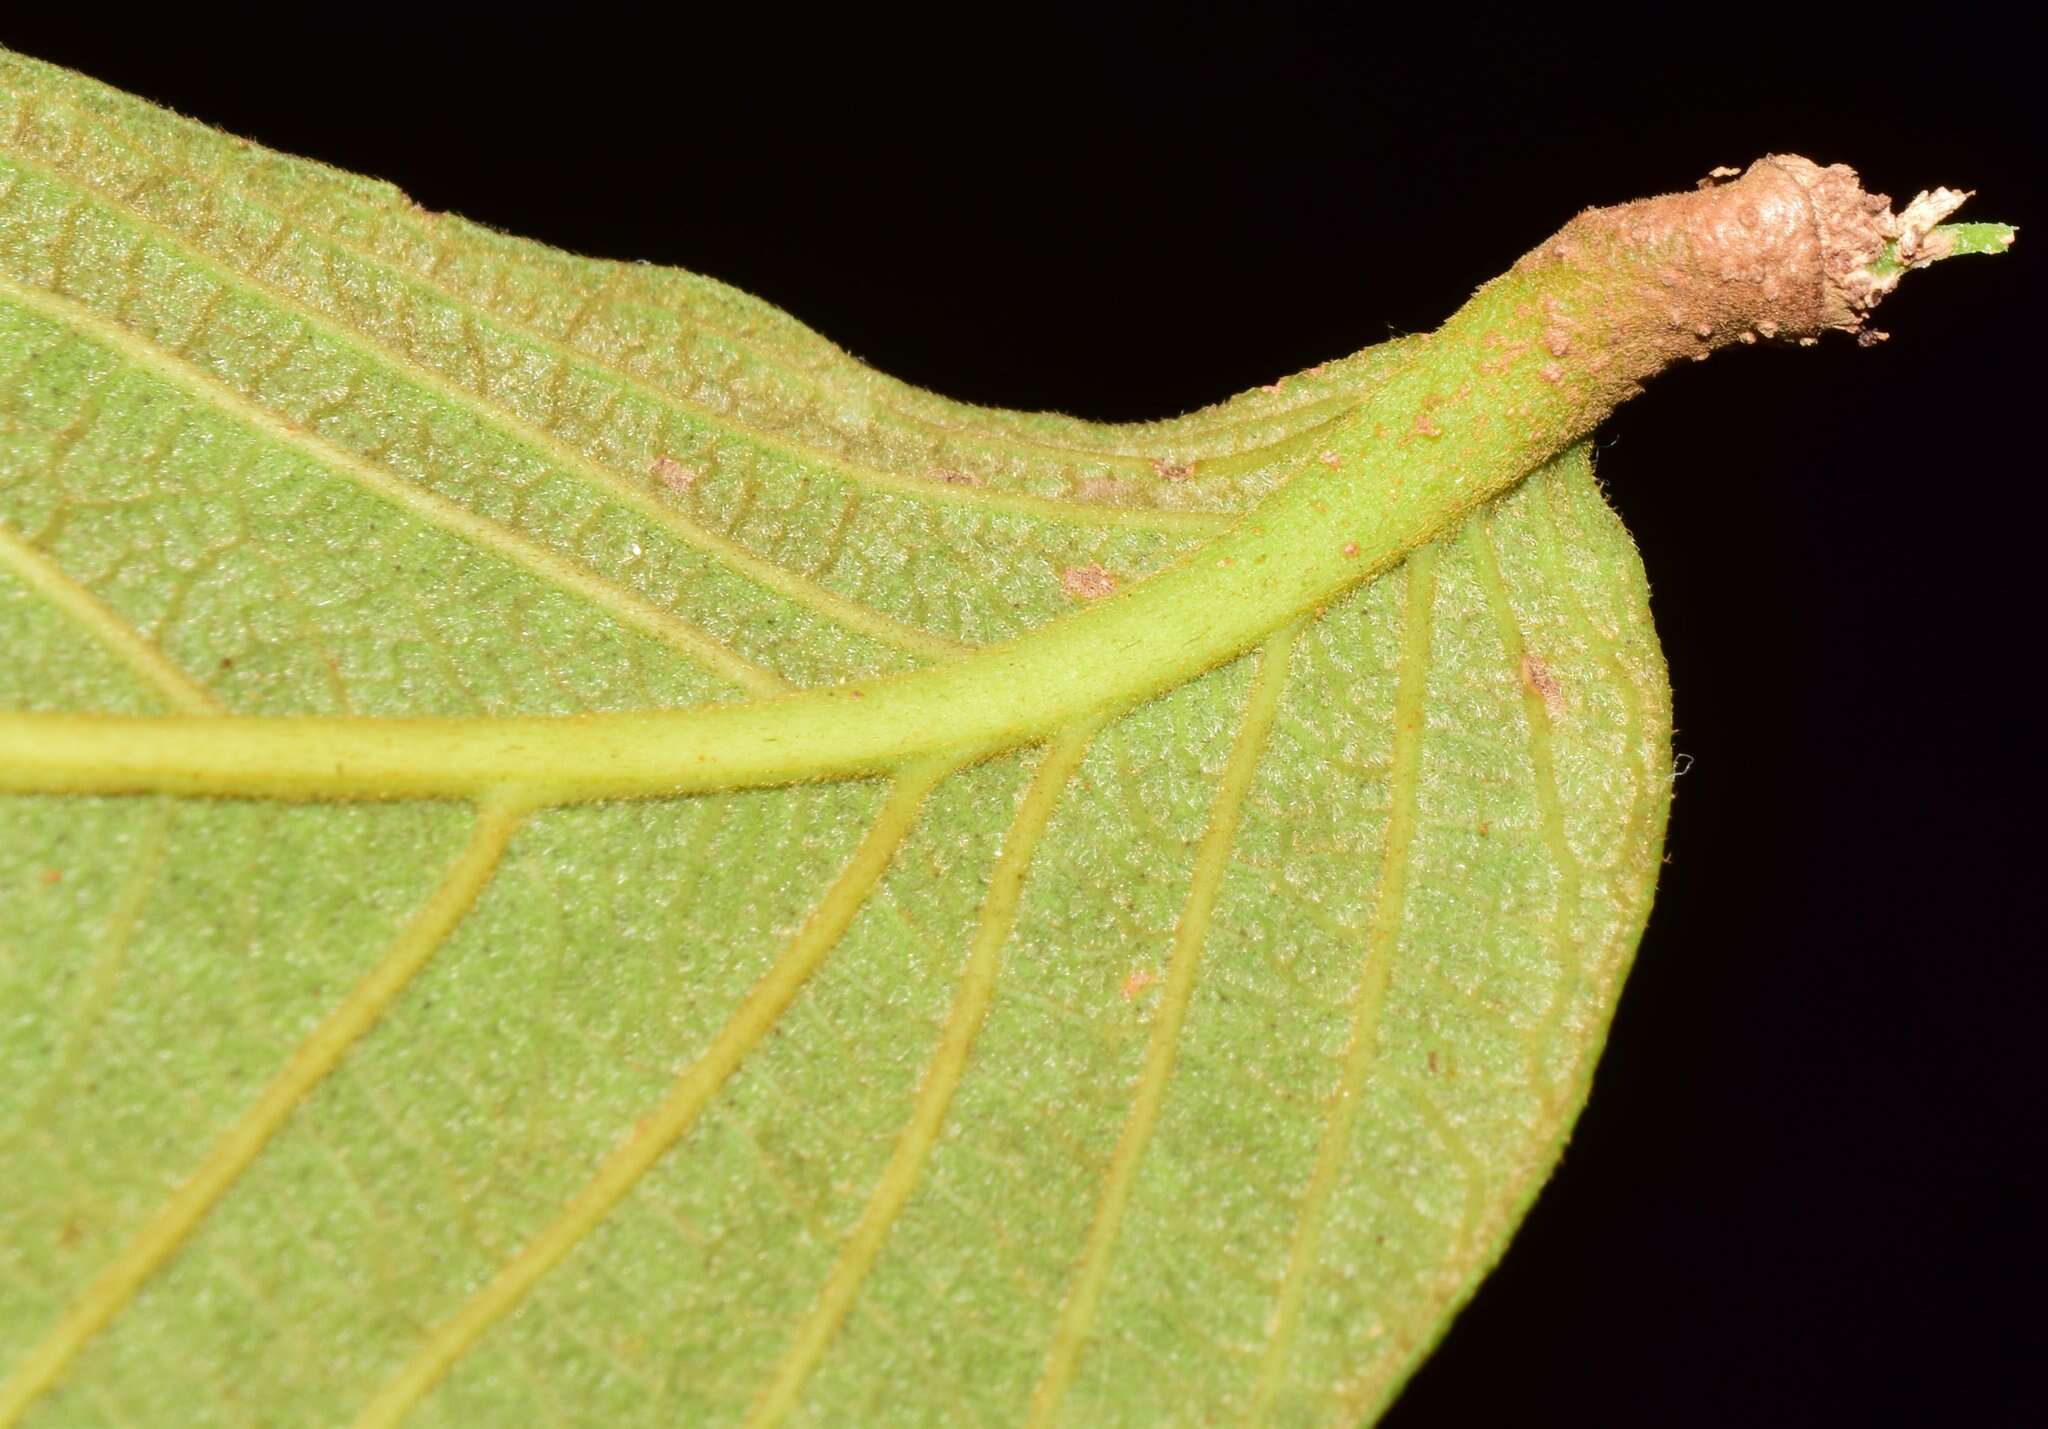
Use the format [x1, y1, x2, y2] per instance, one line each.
[1319, 450, 1342, 469]
[930, 467, 985, 487]
[40, 868, 62, 885]
[1151, 458, 1194, 482]
[1121, 968, 1155, 1002]
[651, 454, 699, 492]
[1060, 564, 1119, 601]
[1413, 414, 1442, 438]
[1341, 541, 1361, 558]
[1521, 654, 1566, 717]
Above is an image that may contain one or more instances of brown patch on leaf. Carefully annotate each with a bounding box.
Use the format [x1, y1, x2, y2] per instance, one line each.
[1151, 457, 1194, 482]
[1413, 414, 1442, 438]
[651, 454, 699, 492]
[930, 467, 986, 487]
[1521, 654, 1566, 717]
[1060, 564, 1119, 601]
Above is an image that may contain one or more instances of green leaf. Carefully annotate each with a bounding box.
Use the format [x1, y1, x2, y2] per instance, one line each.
[2, 51, 1998, 1428]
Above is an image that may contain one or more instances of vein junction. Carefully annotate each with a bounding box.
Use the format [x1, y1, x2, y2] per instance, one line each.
[0, 57, 1759, 1423]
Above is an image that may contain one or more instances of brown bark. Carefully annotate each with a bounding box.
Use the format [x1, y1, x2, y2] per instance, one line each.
[1510, 155, 1968, 416]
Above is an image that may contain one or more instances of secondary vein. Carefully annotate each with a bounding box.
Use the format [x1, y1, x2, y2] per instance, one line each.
[0, 519, 222, 714]
[0, 794, 530, 1428]
[0, 272, 792, 698]
[743, 728, 1096, 1427]
[1248, 545, 1437, 1419]
[1027, 625, 1296, 1425]
[1468, 518, 1585, 1107]
[351, 764, 947, 1429]
[0, 143, 968, 657]
[3, 129, 1226, 540]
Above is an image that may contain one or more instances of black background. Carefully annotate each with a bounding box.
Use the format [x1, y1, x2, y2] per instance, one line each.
[5, 9, 2040, 1425]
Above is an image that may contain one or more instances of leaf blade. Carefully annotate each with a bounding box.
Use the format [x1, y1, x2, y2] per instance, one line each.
[1, 48, 1673, 1428]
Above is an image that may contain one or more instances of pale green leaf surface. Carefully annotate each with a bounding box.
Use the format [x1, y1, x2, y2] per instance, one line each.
[0, 51, 1670, 1426]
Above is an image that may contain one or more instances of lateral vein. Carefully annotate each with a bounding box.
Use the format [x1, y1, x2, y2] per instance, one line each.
[0, 143, 973, 657]
[0, 519, 222, 714]
[351, 764, 948, 1429]
[1248, 545, 1437, 1419]
[1, 135, 1224, 542]
[1027, 625, 1297, 1426]
[0, 794, 530, 1429]
[743, 728, 1097, 1427]
[0, 801, 173, 1151]
[1467, 519, 1585, 1097]
[0, 271, 791, 697]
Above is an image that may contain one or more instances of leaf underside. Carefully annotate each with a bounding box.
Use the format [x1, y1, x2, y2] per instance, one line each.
[0, 51, 1671, 1427]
